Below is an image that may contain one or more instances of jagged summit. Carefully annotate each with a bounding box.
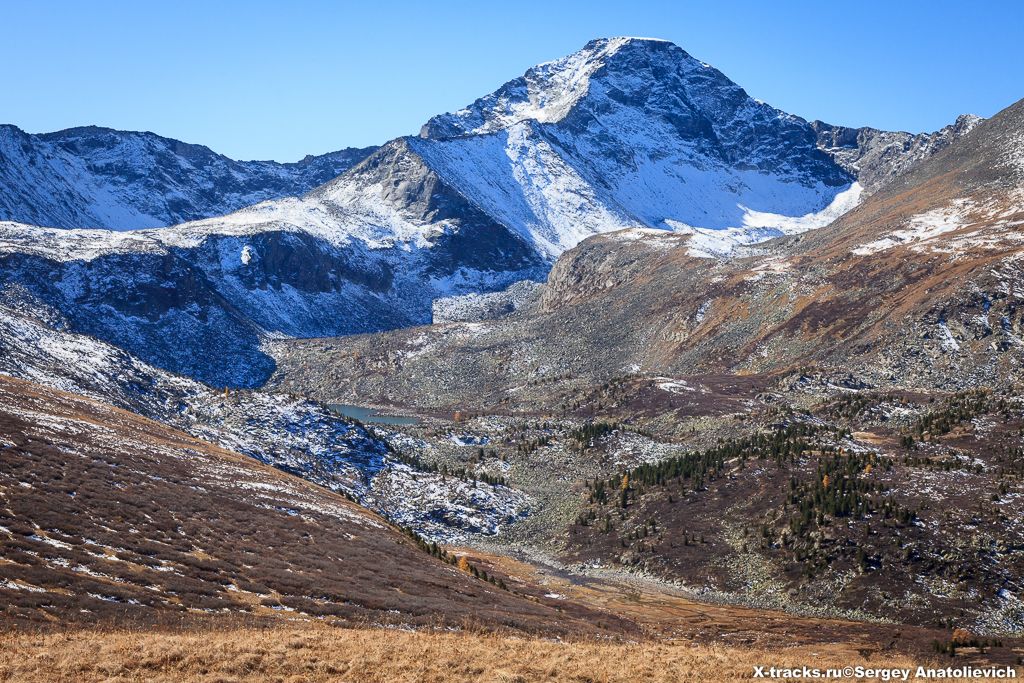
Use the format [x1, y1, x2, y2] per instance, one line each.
[419, 37, 765, 141]
[414, 37, 855, 255]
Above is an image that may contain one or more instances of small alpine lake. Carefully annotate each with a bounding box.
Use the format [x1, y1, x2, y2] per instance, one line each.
[328, 403, 421, 426]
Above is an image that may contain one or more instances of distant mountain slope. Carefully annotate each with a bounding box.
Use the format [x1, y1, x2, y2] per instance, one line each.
[0, 374, 610, 633]
[0, 38, 978, 387]
[0, 209, 542, 386]
[0, 124, 375, 229]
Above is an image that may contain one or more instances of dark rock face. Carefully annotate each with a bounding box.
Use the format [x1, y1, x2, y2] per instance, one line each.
[0, 248, 273, 387]
[202, 231, 396, 296]
[0, 124, 376, 230]
[425, 223, 542, 276]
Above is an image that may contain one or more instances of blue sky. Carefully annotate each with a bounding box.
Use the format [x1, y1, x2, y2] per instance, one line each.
[6, 0, 1022, 161]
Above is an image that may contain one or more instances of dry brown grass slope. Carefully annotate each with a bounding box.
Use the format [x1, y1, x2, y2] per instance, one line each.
[0, 624, 954, 683]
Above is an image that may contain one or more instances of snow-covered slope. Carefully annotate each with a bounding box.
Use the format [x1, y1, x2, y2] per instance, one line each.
[0, 210, 542, 386]
[386, 37, 857, 256]
[0, 124, 375, 230]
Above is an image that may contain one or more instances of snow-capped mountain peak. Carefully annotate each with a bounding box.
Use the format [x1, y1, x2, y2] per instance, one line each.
[0, 38, 979, 387]
[406, 37, 858, 258]
[420, 37, 835, 183]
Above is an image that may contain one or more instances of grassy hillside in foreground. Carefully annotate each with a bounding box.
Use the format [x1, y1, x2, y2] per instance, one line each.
[0, 624, 976, 683]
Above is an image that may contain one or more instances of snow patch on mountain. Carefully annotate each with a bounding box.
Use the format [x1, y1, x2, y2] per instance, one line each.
[671, 182, 863, 257]
[938, 320, 962, 351]
[741, 182, 863, 235]
[852, 200, 975, 255]
[655, 378, 697, 394]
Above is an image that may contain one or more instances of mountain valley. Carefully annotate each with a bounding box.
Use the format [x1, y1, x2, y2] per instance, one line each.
[2, 35, 1024, 679]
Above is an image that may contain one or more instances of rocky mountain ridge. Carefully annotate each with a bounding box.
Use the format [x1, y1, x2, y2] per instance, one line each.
[0, 124, 375, 230]
[812, 114, 983, 192]
[0, 38, 979, 388]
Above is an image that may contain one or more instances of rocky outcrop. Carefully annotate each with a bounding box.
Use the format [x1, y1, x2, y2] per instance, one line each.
[812, 114, 982, 192]
[432, 280, 545, 323]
